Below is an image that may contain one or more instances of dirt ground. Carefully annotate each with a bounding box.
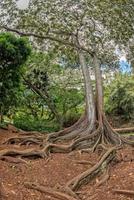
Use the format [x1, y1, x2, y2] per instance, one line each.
[0, 128, 134, 200]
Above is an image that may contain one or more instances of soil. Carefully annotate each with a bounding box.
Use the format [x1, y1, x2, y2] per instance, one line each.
[0, 128, 134, 200]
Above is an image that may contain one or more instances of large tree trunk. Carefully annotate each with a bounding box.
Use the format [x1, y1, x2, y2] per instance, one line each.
[78, 51, 96, 134]
[92, 53, 128, 146]
[47, 51, 96, 142]
[93, 54, 103, 123]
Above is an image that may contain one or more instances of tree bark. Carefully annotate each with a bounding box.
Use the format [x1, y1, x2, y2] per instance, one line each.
[93, 53, 103, 123]
[47, 51, 96, 142]
[78, 51, 96, 133]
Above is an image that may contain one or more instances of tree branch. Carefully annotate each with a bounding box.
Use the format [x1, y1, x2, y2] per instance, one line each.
[22, 76, 62, 125]
[1, 25, 94, 56]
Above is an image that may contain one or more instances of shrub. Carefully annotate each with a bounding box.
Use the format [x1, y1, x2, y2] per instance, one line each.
[104, 74, 134, 120]
[13, 114, 60, 132]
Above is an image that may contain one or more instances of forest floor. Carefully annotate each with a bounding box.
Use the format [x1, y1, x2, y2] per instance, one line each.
[0, 124, 134, 200]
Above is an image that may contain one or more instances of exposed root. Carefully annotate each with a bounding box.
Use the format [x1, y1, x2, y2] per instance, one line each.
[80, 148, 93, 154]
[96, 167, 109, 187]
[47, 114, 86, 142]
[7, 124, 19, 133]
[121, 136, 134, 146]
[1, 120, 133, 200]
[66, 147, 116, 191]
[42, 143, 72, 155]
[103, 115, 134, 146]
[96, 144, 109, 151]
[0, 156, 28, 164]
[114, 127, 134, 133]
[53, 182, 78, 199]
[43, 130, 100, 155]
[113, 189, 134, 196]
[91, 135, 102, 152]
[3, 136, 44, 146]
[103, 116, 122, 146]
[19, 131, 45, 137]
[61, 186, 80, 200]
[0, 141, 79, 159]
[47, 112, 96, 143]
[0, 148, 46, 158]
[71, 126, 101, 150]
[73, 160, 93, 166]
[24, 182, 78, 200]
[1, 119, 130, 161]
[3, 113, 133, 151]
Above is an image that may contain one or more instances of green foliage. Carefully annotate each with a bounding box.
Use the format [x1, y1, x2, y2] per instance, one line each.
[0, 32, 31, 120]
[51, 86, 83, 125]
[13, 86, 83, 131]
[13, 114, 60, 132]
[0, 32, 31, 65]
[105, 74, 134, 120]
[21, 51, 84, 128]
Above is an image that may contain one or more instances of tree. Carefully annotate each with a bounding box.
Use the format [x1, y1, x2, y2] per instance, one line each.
[0, 0, 134, 198]
[17, 51, 84, 129]
[0, 32, 31, 123]
[105, 74, 134, 120]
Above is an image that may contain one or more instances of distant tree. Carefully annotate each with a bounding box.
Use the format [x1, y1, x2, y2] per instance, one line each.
[0, 32, 31, 123]
[105, 74, 134, 120]
[22, 51, 84, 129]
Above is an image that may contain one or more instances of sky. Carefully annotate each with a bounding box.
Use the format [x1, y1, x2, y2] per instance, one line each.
[17, 0, 29, 9]
[120, 60, 131, 73]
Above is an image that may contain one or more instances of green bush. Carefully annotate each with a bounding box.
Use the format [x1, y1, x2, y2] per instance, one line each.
[104, 74, 134, 120]
[0, 32, 31, 122]
[13, 114, 60, 132]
